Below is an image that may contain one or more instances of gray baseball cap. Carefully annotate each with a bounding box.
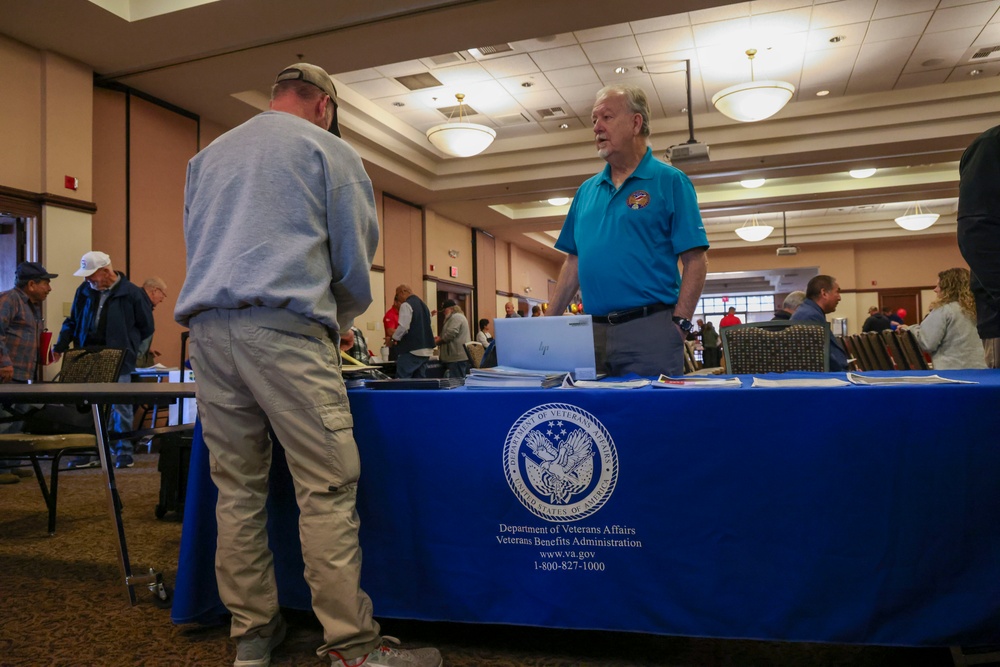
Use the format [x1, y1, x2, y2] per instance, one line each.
[274, 63, 340, 137]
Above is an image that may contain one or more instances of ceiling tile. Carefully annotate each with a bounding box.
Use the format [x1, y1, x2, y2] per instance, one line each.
[581, 35, 642, 63]
[927, 1, 1000, 33]
[528, 44, 590, 70]
[692, 17, 752, 47]
[574, 22, 633, 43]
[545, 65, 602, 88]
[333, 68, 382, 83]
[895, 68, 951, 88]
[872, 0, 938, 20]
[630, 14, 690, 34]
[373, 59, 428, 78]
[811, 0, 877, 30]
[635, 26, 695, 56]
[751, 0, 814, 14]
[350, 77, 411, 99]
[497, 72, 554, 96]
[690, 2, 751, 24]
[974, 20, 1000, 44]
[802, 43, 861, 86]
[846, 34, 919, 93]
[509, 33, 579, 52]
[805, 22, 869, 50]
[864, 12, 932, 42]
[947, 62, 1000, 82]
[478, 53, 540, 78]
[903, 26, 982, 71]
[750, 7, 812, 41]
[430, 62, 495, 86]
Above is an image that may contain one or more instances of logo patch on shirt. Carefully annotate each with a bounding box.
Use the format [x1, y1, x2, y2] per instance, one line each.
[626, 190, 650, 210]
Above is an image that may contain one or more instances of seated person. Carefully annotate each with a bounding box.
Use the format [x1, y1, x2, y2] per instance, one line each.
[476, 318, 493, 346]
[339, 326, 372, 364]
[903, 268, 987, 369]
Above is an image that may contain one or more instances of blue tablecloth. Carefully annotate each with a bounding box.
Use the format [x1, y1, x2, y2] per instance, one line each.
[172, 371, 1000, 646]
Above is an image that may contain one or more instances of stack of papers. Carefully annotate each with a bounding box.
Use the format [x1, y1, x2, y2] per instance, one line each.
[464, 366, 567, 389]
[652, 375, 742, 389]
[846, 373, 977, 385]
[751, 377, 851, 388]
[561, 377, 650, 389]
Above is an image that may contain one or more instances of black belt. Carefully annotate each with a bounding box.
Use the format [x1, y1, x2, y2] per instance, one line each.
[591, 303, 673, 325]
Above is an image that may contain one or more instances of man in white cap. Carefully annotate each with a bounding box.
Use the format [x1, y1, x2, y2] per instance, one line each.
[53, 251, 154, 468]
[175, 63, 441, 667]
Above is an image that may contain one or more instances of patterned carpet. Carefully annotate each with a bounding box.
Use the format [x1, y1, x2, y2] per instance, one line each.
[0, 454, 962, 666]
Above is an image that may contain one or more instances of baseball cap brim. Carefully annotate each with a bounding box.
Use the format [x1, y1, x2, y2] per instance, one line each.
[275, 63, 340, 137]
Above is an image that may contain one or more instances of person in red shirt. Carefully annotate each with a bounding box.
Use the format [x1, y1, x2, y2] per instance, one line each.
[382, 294, 400, 361]
[720, 306, 742, 328]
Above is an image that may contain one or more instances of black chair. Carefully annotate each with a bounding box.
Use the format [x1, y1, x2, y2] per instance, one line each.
[896, 328, 931, 370]
[881, 329, 909, 370]
[0, 347, 125, 534]
[860, 332, 894, 370]
[722, 321, 829, 374]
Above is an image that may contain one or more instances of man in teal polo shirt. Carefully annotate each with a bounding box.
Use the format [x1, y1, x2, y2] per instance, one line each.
[549, 83, 709, 376]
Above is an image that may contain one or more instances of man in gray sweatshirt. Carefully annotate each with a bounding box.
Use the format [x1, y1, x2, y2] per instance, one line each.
[175, 63, 440, 667]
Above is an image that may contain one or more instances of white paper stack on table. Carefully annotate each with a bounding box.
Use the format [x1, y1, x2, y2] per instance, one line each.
[464, 366, 567, 388]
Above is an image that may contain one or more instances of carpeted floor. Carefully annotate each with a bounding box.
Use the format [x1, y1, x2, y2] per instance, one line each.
[0, 454, 964, 666]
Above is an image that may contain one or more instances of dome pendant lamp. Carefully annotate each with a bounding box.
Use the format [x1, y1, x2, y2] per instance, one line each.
[712, 49, 795, 122]
[426, 93, 496, 158]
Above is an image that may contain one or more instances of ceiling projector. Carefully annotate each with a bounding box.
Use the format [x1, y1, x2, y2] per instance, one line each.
[665, 141, 710, 165]
[776, 246, 799, 256]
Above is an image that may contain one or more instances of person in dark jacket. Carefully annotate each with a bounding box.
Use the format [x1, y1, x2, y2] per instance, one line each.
[771, 290, 806, 321]
[790, 275, 848, 372]
[862, 306, 892, 333]
[53, 251, 154, 468]
[957, 123, 1000, 368]
[390, 284, 434, 378]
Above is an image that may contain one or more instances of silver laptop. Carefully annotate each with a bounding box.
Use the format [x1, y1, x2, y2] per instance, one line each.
[493, 315, 597, 379]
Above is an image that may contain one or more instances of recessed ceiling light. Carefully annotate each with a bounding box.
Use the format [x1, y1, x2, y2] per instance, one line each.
[559, 123, 569, 129]
[392, 101, 405, 107]
[970, 69, 984, 76]
[849, 168, 877, 179]
[829, 35, 846, 43]
[614, 66, 628, 74]
[548, 197, 570, 206]
[740, 178, 766, 189]
[680, 107, 688, 113]
[816, 90, 830, 97]
[922, 58, 946, 67]
[521, 81, 534, 88]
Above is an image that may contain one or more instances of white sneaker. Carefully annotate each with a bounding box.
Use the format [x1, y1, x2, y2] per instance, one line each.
[234, 616, 287, 667]
[330, 636, 442, 667]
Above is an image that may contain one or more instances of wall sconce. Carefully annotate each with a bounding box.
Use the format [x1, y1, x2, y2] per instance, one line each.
[524, 286, 532, 293]
[448, 250, 459, 258]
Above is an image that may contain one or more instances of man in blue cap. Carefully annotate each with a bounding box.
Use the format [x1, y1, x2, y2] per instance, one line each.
[0, 261, 57, 483]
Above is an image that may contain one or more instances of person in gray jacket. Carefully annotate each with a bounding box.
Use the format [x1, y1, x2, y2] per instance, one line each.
[174, 63, 440, 667]
[434, 299, 471, 378]
[903, 267, 986, 370]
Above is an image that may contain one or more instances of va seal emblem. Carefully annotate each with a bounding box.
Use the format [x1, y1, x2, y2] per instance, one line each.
[503, 403, 618, 522]
[626, 190, 650, 210]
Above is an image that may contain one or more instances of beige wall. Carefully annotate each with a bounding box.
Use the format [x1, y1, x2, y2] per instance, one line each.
[42, 52, 93, 202]
[0, 35, 43, 193]
[424, 211, 473, 287]
[92, 89, 128, 267]
[495, 239, 511, 294]
[510, 244, 559, 300]
[382, 195, 423, 306]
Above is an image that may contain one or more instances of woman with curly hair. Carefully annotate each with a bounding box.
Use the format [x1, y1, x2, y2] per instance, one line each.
[905, 267, 987, 369]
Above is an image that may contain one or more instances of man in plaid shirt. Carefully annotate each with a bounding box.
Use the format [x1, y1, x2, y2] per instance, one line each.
[0, 262, 57, 383]
[0, 262, 57, 484]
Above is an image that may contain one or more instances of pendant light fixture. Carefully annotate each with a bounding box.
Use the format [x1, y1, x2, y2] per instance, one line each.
[894, 203, 939, 231]
[734, 214, 774, 242]
[426, 93, 496, 157]
[712, 49, 795, 123]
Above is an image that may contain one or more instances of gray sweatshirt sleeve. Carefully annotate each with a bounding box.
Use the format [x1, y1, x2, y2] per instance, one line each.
[326, 166, 379, 331]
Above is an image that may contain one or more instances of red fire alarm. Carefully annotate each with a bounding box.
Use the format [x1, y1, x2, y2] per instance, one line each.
[450, 266, 458, 278]
[64, 176, 79, 191]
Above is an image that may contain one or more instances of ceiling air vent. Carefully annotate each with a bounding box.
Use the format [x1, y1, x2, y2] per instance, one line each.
[394, 72, 443, 91]
[470, 43, 515, 59]
[963, 44, 1000, 63]
[437, 103, 481, 118]
[536, 106, 568, 119]
[427, 52, 466, 67]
